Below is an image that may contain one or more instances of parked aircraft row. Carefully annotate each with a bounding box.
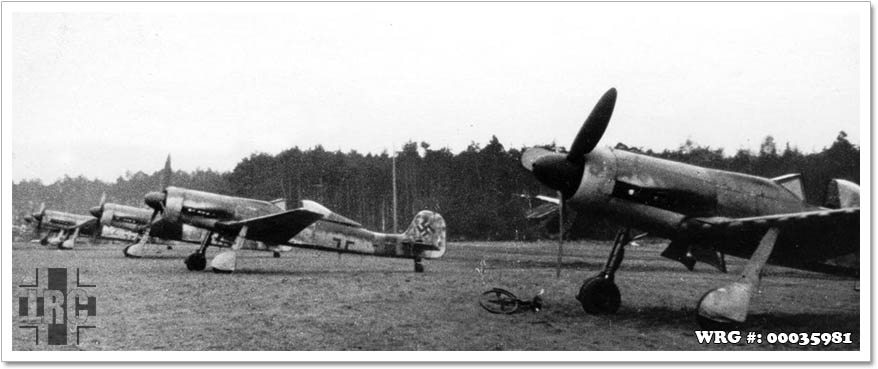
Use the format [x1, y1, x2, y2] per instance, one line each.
[21, 88, 860, 329]
[24, 167, 447, 273]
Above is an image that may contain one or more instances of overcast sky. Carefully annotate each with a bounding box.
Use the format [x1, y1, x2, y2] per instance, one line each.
[8, 2, 865, 183]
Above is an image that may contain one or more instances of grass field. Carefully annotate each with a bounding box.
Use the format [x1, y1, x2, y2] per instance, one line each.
[11, 239, 860, 351]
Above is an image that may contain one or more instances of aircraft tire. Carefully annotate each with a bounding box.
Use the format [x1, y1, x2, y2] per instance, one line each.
[273, 251, 281, 258]
[577, 275, 621, 314]
[414, 261, 425, 273]
[185, 253, 207, 271]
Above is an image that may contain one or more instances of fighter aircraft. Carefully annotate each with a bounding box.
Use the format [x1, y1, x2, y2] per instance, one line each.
[24, 203, 102, 249]
[142, 186, 447, 273]
[521, 88, 859, 328]
[88, 193, 207, 257]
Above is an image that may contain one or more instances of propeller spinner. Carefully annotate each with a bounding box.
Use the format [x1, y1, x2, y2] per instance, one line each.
[521, 88, 617, 198]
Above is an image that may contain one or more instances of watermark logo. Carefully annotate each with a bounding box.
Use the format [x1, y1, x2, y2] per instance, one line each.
[16, 268, 97, 345]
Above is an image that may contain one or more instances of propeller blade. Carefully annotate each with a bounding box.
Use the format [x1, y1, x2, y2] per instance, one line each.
[521, 147, 554, 171]
[145, 191, 167, 212]
[556, 190, 564, 279]
[162, 155, 172, 189]
[35, 202, 45, 233]
[139, 208, 161, 238]
[568, 88, 617, 162]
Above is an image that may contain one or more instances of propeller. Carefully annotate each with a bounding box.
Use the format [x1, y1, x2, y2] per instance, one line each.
[89, 192, 107, 219]
[521, 88, 617, 277]
[30, 202, 46, 239]
[161, 154, 172, 189]
[90, 193, 107, 242]
[143, 191, 167, 234]
[137, 155, 173, 241]
[568, 88, 617, 163]
[556, 190, 564, 278]
[521, 88, 617, 198]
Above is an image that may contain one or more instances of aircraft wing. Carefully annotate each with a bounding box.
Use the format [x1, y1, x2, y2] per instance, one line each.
[215, 208, 326, 244]
[684, 207, 859, 274]
[685, 207, 859, 231]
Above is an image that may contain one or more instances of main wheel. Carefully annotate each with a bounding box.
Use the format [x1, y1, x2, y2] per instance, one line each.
[273, 251, 281, 258]
[414, 260, 425, 273]
[577, 275, 621, 314]
[185, 253, 207, 271]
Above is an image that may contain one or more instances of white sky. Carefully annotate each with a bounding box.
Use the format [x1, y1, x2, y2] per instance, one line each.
[8, 2, 865, 183]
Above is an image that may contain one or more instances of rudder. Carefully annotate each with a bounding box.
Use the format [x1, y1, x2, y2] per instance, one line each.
[403, 210, 447, 259]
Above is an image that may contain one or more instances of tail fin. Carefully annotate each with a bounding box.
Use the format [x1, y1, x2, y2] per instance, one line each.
[403, 210, 447, 259]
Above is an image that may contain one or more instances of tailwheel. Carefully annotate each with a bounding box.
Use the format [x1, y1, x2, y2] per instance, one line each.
[185, 253, 207, 271]
[576, 274, 621, 314]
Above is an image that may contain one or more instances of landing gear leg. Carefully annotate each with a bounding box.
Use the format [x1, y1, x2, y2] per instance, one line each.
[61, 228, 80, 249]
[210, 226, 247, 273]
[414, 257, 425, 273]
[124, 235, 151, 258]
[697, 227, 780, 329]
[185, 231, 212, 271]
[576, 228, 646, 314]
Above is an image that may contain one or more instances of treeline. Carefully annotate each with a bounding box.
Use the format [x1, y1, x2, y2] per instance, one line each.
[12, 132, 859, 240]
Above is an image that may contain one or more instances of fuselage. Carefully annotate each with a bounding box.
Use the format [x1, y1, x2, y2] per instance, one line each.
[99, 203, 154, 231]
[39, 210, 94, 229]
[153, 186, 446, 259]
[568, 147, 817, 239]
[160, 186, 281, 230]
[98, 202, 207, 243]
[293, 211, 446, 259]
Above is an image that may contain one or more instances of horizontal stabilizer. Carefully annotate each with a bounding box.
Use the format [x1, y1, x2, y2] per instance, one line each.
[216, 208, 326, 244]
[410, 241, 441, 252]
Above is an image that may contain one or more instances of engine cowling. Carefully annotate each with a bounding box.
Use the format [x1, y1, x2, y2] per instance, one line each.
[100, 210, 114, 227]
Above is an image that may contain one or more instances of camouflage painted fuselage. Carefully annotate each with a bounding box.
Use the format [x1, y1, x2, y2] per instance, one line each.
[100, 203, 205, 243]
[568, 147, 856, 271]
[42, 210, 94, 232]
[157, 186, 446, 259]
[292, 210, 447, 259]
